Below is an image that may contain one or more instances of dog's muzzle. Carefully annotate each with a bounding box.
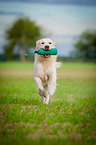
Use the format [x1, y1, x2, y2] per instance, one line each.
[43, 45, 50, 58]
[44, 45, 50, 51]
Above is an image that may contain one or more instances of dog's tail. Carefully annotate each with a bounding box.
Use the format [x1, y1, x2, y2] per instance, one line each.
[56, 62, 62, 68]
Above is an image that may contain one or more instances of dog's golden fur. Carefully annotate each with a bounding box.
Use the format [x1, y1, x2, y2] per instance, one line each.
[34, 38, 60, 104]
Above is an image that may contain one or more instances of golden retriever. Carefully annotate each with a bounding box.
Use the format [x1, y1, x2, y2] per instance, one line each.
[34, 38, 60, 104]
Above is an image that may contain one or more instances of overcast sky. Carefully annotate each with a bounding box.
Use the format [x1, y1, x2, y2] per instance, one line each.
[1, 0, 96, 5]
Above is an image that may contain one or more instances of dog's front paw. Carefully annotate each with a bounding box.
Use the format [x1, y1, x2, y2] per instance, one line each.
[38, 88, 47, 98]
[48, 85, 56, 96]
[42, 95, 49, 104]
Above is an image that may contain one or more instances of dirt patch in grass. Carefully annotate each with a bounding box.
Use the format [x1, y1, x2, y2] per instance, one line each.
[0, 122, 92, 141]
[57, 68, 96, 80]
[0, 68, 96, 80]
[0, 69, 34, 78]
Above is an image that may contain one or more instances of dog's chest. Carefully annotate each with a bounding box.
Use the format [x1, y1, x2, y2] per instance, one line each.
[43, 74, 49, 83]
[41, 65, 51, 81]
[35, 62, 54, 81]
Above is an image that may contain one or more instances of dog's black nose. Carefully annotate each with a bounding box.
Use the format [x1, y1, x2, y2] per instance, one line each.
[45, 45, 49, 50]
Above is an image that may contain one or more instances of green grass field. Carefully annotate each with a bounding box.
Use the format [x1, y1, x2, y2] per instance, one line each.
[0, 62, 96, 145]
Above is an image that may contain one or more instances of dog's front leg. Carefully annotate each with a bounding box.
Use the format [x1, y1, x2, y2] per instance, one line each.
[34, 77, 49, 104]
[34, 76, 47, 97]
[48, 74, 56, 96]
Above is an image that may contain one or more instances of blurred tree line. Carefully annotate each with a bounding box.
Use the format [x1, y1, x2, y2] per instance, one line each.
[4, 17, 44, 61]
[74, 30, 96, 61]
[2, 18, 96, 61]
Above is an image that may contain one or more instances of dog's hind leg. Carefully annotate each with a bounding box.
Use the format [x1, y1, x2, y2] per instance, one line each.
[48, 73, 56, 96]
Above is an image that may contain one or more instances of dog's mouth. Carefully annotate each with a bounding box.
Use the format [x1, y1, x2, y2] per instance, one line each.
[44, 55, 50, 58]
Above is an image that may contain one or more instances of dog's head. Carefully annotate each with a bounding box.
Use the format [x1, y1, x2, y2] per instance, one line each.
[36, 38, 56, 59]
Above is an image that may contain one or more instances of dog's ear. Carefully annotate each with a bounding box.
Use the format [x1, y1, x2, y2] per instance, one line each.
[36, 40, 40, 50]
[53, 41, 56, 48]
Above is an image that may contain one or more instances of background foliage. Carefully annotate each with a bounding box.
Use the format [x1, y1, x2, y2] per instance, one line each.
[75, 30, 96, 61]
[4, 18, 43, 61]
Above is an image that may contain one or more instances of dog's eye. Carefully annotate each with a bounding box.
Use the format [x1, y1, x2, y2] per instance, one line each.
[41, 42, 44, 44]
[49, 42, 51, 44]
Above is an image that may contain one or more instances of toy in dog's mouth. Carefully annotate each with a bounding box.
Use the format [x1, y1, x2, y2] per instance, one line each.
[25, 48, 57, 56]
[42, 48, 51, 58]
